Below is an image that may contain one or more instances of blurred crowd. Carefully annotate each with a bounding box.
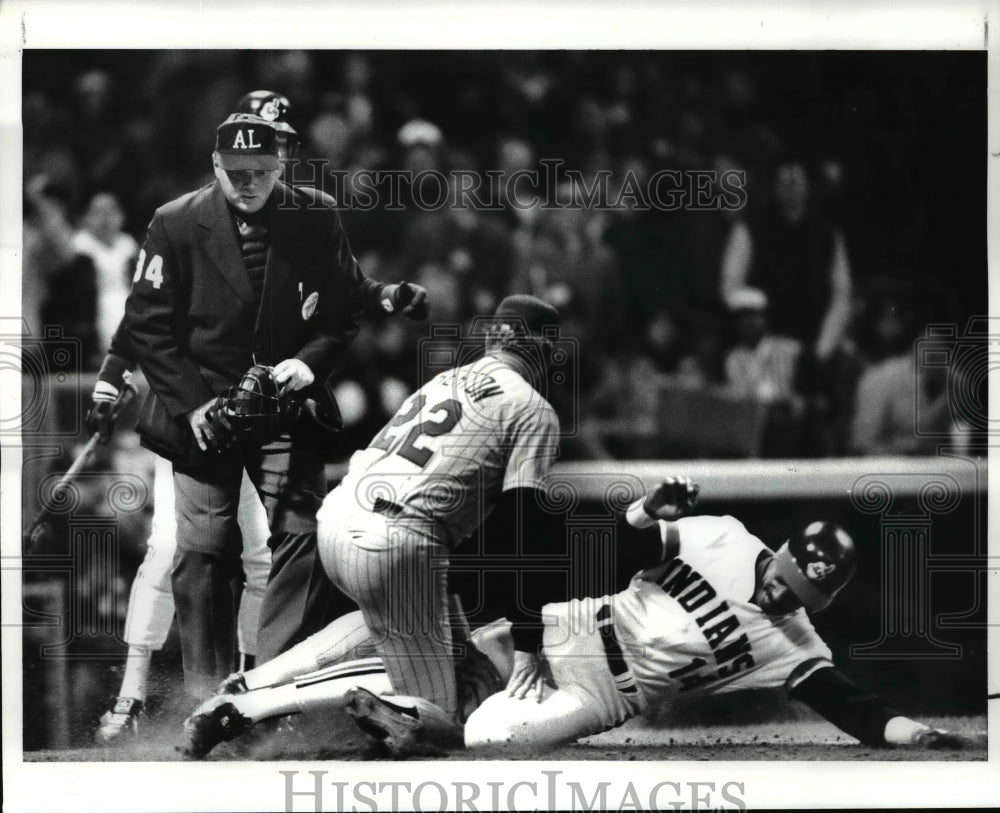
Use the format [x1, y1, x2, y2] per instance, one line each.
[23, 50, 984, 459]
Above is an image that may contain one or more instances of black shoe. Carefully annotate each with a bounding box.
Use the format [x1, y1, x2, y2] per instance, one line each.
[182, 697, 250, 759]
[345, 687, 421, 756]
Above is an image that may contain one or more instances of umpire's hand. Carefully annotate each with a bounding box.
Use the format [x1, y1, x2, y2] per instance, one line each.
[273, 358, 315, 392]
[383, 281, 429, 320]
[187, 397, 232, 452]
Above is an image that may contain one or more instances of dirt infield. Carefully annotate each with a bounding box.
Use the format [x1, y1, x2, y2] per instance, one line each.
[23, 713, 986, 762]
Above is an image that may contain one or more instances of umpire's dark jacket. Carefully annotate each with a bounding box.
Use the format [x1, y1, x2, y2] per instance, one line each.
[123, 180, 387, 464]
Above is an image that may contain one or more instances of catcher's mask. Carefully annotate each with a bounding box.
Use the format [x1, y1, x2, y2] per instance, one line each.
[226, 364, 282, 426]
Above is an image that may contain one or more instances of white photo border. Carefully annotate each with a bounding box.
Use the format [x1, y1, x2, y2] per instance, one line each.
[2, 1, 997, 810]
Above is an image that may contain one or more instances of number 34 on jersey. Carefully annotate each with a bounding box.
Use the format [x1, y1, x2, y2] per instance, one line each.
[133, 249, 164, 289]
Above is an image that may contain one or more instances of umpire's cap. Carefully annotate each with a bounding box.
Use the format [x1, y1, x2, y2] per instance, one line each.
[215, 114, 281, 171]
[773, 521, 856, 611]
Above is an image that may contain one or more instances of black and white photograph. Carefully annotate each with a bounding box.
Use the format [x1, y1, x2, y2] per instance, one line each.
[2, 2, 998, 811]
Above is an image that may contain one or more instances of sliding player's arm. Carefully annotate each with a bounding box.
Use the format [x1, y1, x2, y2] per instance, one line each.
[787, 659, 974, 749]
[622, 476, 700, 562]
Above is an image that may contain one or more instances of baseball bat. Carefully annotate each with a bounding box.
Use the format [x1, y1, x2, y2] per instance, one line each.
[22, 383, 137, 554]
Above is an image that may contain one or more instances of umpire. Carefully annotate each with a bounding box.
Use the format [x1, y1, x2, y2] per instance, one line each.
[124, 112, 426, 697]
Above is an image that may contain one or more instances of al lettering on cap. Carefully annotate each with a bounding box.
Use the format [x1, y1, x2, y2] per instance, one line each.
[216, 113, 280, 171]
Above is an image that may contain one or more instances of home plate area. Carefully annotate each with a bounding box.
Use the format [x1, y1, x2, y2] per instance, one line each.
[24, 711, 986, 762]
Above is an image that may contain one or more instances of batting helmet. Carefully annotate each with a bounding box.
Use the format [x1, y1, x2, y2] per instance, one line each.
[482, 295, 562, 384]
[235, 90, 299, 159]
[493, 295, 561, 336]
[773, 521, 856, 611]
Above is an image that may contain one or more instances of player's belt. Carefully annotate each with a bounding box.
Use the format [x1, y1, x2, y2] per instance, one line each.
[596, 603, 638, 696]
[370, 497, 449, 543]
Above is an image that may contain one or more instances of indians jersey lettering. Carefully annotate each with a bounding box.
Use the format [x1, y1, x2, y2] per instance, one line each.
[324, 355, 559, 546]
[611, 515, 831, 704]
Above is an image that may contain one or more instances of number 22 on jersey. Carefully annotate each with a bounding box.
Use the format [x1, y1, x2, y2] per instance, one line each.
[369, 394, 463, 468]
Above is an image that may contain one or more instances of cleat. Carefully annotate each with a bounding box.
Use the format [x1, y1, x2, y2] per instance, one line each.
[345, 687, 421, 756]
[95, 697, 143, 745]
[182, 696, 250, 759]
[913, 728, 966, 750]
[217, 671, 249, 695]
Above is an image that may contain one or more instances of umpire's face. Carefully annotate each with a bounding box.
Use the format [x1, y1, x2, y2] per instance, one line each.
[213, 153, 281, 214]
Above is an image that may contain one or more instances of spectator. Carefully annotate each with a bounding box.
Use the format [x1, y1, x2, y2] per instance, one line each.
[849, 298, 949, 455]
[511, 180, 624, 348]
[723, 287, 805, 457]
[71, 192, 138, 354]
[720, 159, 854, 455]
[25, 176, 102, 368]
[720, 159, 852, 364]
[724, 287, 801, 402]
[23, 175, 76, 339]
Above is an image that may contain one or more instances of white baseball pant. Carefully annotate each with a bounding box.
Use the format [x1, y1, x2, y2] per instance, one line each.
[465, 597, 642, 748]
[213, 612, 512, 729]
[122, 455, 271, 655]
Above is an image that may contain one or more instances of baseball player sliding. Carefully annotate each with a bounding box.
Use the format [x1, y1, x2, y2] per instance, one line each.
[465, 477, 965, 750]
[180, 483, 971, 753]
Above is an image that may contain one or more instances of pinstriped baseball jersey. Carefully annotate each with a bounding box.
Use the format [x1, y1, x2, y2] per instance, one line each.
[325, 354, 560, 546]
[612, 515, 832, 705]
